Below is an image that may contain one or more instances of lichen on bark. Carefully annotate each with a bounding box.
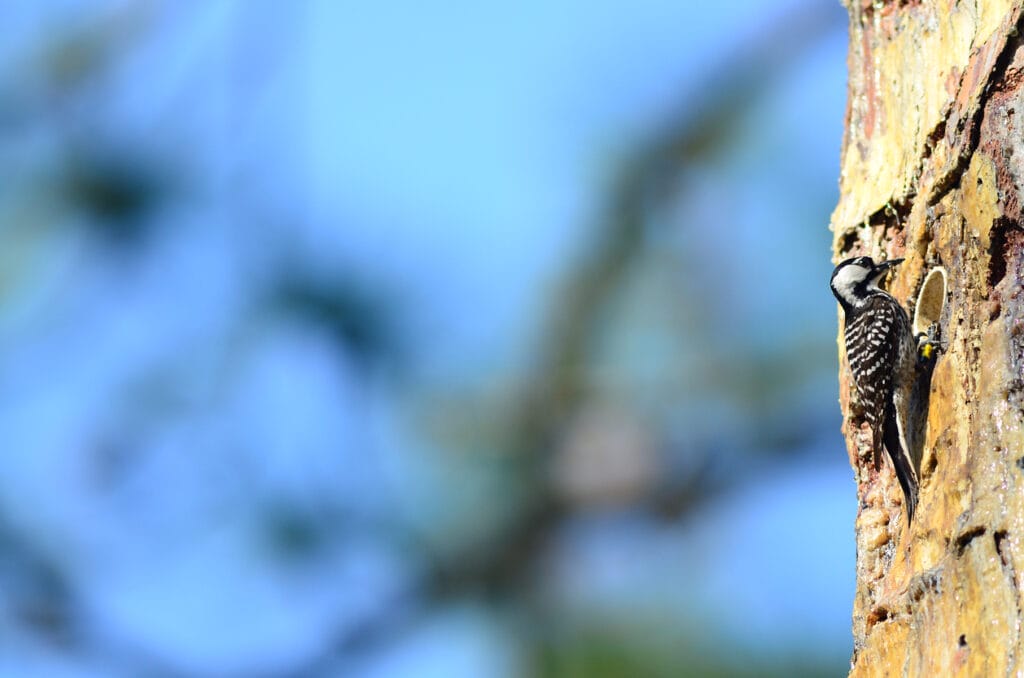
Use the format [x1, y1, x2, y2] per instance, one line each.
[832, 1, 1024, 674]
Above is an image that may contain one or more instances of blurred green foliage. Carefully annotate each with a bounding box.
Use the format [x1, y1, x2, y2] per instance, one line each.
[0, 4, 848, 677]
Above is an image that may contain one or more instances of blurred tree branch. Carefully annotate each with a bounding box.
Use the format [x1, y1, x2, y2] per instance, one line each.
[294, 5, 844, 676]
[0, 4, 846, 676]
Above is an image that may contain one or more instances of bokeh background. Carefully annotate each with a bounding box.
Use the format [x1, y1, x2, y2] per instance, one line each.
[0, 2, 855, 676]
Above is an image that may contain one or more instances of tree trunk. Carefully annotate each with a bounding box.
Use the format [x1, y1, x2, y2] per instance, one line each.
[833, 1, 1024, 674]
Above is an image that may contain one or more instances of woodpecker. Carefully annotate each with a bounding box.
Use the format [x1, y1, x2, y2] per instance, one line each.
[830, 256, 919, 521]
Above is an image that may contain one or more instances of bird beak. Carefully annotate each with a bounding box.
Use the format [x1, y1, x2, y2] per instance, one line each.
[871, 258, 903, 284]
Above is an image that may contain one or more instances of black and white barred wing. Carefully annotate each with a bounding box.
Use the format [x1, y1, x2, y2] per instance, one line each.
[844, 295, 903, 461]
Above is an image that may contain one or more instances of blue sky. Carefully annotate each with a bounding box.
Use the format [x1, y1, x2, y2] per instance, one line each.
[0, 1, 855, 675]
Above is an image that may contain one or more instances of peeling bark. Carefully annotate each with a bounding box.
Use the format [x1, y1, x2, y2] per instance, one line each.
[832, 1, 1024, 674]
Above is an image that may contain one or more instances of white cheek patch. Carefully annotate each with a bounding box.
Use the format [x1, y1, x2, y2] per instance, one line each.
[832, 264, 870, 302]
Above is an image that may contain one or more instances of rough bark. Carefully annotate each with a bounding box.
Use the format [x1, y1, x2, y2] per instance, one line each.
[832, 1, 1024, 674]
